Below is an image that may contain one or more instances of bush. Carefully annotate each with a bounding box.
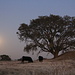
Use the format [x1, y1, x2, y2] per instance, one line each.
[0, 55, 11, 61]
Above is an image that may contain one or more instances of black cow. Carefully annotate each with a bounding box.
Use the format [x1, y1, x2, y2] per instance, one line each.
[38, 56, 43, 62]
[21, 56, 33, 63]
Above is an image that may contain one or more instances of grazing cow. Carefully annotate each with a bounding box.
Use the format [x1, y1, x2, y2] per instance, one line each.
[39, 56, 43, 62]
[22, 56, 33, 63]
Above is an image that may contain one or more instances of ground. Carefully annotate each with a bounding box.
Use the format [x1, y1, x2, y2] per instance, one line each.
[0, 51, 75, 75]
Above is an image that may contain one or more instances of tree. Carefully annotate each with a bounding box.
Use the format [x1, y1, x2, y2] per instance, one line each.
[17, 14, 75, 58]
[0, 55, 11, 61]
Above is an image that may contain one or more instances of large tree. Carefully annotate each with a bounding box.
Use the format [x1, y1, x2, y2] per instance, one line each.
[17, 14, 75, 58]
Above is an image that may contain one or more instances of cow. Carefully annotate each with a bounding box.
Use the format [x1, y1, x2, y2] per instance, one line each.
[38, 56, 43, 62]
[21, 56, 33, 63]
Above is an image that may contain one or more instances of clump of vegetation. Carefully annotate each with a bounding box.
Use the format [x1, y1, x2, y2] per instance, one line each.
[0, 55, 11, 61]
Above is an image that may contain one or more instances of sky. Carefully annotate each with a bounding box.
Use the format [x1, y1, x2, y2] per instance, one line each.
[0, 0, 75, 60]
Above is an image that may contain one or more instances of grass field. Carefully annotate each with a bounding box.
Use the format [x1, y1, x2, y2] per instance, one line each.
[0, 51, 75, 75]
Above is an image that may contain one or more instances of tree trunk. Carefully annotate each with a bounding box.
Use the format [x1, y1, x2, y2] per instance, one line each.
[54, 51, 59, 58]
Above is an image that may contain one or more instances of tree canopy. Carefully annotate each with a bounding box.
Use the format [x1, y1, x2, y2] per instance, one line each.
[17, 14, 75, 58]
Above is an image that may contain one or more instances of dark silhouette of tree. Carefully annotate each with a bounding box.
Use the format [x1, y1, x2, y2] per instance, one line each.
[17, 14, 75, 58]
[0, 55, 11, 61]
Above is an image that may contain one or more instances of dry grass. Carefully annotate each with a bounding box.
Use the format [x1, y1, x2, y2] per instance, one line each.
[53, 51, 75, 60]
[0, 51, 75, 75]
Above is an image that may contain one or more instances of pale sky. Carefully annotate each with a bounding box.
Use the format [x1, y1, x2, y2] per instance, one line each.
[0, 0, 75, 60]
